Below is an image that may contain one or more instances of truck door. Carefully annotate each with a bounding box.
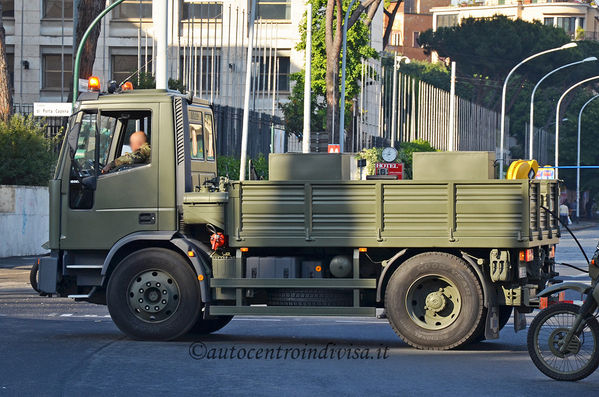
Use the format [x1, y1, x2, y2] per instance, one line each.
[60, 107, 159, 250]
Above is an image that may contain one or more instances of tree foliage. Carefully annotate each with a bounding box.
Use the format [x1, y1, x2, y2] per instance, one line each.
[0, 115, 60, 186]
[283, 0, 379, 139]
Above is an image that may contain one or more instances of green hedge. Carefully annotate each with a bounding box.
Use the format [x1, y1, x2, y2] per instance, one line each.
[217, 153, 269, 180]
[0, 115, 60, 186]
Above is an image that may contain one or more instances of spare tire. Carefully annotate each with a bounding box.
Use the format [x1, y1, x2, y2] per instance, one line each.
[267, 289, 352, 307]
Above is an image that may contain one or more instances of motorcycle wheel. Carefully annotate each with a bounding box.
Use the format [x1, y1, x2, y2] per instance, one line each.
[527, 303, 599, 381]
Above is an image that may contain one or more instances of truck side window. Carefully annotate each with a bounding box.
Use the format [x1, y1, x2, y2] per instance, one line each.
[204, 113, 215, 161]
[104, 111, 152, 172]
[190, 121, 205, 161]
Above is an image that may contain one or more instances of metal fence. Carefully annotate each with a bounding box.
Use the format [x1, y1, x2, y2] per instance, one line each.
[213, 105, 283, 158]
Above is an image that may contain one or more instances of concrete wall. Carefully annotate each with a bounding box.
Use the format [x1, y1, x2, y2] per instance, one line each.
[0, 185, 49, 258]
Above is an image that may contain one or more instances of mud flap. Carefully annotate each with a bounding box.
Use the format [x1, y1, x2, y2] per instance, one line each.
[514, 308, 527, 332]
[484, 305, 499, 340]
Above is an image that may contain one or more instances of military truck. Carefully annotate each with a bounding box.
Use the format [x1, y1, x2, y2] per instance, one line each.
[35, 86, 560, 350]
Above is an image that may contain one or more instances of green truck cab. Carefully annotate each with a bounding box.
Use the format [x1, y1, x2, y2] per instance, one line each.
[37, 89, 560, 350]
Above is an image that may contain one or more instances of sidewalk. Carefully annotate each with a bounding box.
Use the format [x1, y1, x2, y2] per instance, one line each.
[566, 220, 599, 232]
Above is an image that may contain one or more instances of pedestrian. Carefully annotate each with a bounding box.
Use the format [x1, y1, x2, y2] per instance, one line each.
[559, 202, 569, 226]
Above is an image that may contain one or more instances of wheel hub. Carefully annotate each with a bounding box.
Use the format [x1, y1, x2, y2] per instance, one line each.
[548, 328, 582, 357]
[128, 269, 180, 322]
[406, 275, 462, 330]
[425, 289, 447, 312]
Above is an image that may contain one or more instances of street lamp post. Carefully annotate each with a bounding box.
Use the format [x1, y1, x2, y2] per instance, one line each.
[499, 42, 577, 178]
[576, 94, 599, 218]
[555, 75, 599, 180]
[528, 57, 597, 159]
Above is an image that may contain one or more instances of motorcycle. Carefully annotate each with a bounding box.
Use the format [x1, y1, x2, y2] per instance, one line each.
[527, 241, 599, 381]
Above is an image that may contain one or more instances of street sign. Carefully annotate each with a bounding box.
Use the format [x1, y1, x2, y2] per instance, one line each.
[375, 162, 403, 179]
[328, 144, 340, 153]
[33, 102, 73, 117]
[536, 167, 555, 180]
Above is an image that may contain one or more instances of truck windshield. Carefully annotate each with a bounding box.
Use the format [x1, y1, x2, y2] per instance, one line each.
[71, 112, 118, 170]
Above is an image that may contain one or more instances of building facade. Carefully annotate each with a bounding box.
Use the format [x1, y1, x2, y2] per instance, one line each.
[384, 0, 450, 61]
[431, 0, 599, 40]
[2, 0, 383, 118]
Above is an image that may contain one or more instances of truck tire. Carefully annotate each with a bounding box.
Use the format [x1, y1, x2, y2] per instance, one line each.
[30, 261, 40, 292]
[189, 315, 233, 335]
[107, 248, 201, 341]
[385, 252, 484, 350]
[267, 289, 352, 307]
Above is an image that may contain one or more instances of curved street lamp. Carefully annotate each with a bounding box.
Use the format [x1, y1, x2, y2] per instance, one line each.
[555, 75, 599, 179]
[528, 56, 597, 159]
[576, 94, 599, 218]
[499, 42, 577, 178]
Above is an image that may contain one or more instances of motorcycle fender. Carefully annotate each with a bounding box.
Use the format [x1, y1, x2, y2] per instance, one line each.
[536, 281, 592, 298]
[593, 283, 599, 303]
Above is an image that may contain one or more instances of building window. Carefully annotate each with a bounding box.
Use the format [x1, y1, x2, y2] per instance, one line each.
[556, 17, 576, 34]
[2, 0, 14, 18]
[413, 32, 420, 48]
[544, 17, 554, 26]
[111, 54, 150, 85]
[181, 1, 223, 20]
[6, 47, 13, 89]
[42, 54, 73, 90]
[437, 14, 457, 28]
[257, 0, 291, 20]
[251, 55, 290, 92]
[113, 0, 152, 20]
[43, 0, 73, 19]
[390, 32, 401, 46]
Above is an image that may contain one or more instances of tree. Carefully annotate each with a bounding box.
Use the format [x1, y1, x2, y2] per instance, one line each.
[418, 16, 573, 111]
[0, 3, 12, 120]
[293, 0, 380, 145]
[74, 0, 106, 80]
[382, 0, 402, 50]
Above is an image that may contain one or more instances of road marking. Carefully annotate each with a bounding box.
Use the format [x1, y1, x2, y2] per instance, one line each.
[60, 314, 73, 317]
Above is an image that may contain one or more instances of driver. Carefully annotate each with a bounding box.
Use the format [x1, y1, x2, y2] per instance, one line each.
[102, 131, 150, 173]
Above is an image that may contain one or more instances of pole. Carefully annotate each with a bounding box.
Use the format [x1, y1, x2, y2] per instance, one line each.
[72, 0, 126, 106]
[391, 56, 398, 148]
[555, 75, 599, 179]
[576, 94, 599, 218]
[302, 3, 312, 153]
[448, 61, 456, 151]
[153, 0, 168, 89]
[239, 0, 257, 181]
[529, 57, 596, 159]
[339, 0, 358, 153]
[499, 42, 577, 178]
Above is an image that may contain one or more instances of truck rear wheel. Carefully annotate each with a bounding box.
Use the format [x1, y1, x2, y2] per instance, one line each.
[107, 248, 201, 340]
[385, 252, 484, 350]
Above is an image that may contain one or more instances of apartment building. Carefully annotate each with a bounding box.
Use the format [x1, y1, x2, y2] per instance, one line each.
[431, 0, 599, 40]
[384, 0, 450, 61]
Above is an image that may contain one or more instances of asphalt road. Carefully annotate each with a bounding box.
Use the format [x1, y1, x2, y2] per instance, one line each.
[1, 227, 599, 396]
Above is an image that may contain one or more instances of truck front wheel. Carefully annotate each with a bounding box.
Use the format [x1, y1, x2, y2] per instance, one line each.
[385, 252, 484, 350]
[107, 248, 201, 340]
